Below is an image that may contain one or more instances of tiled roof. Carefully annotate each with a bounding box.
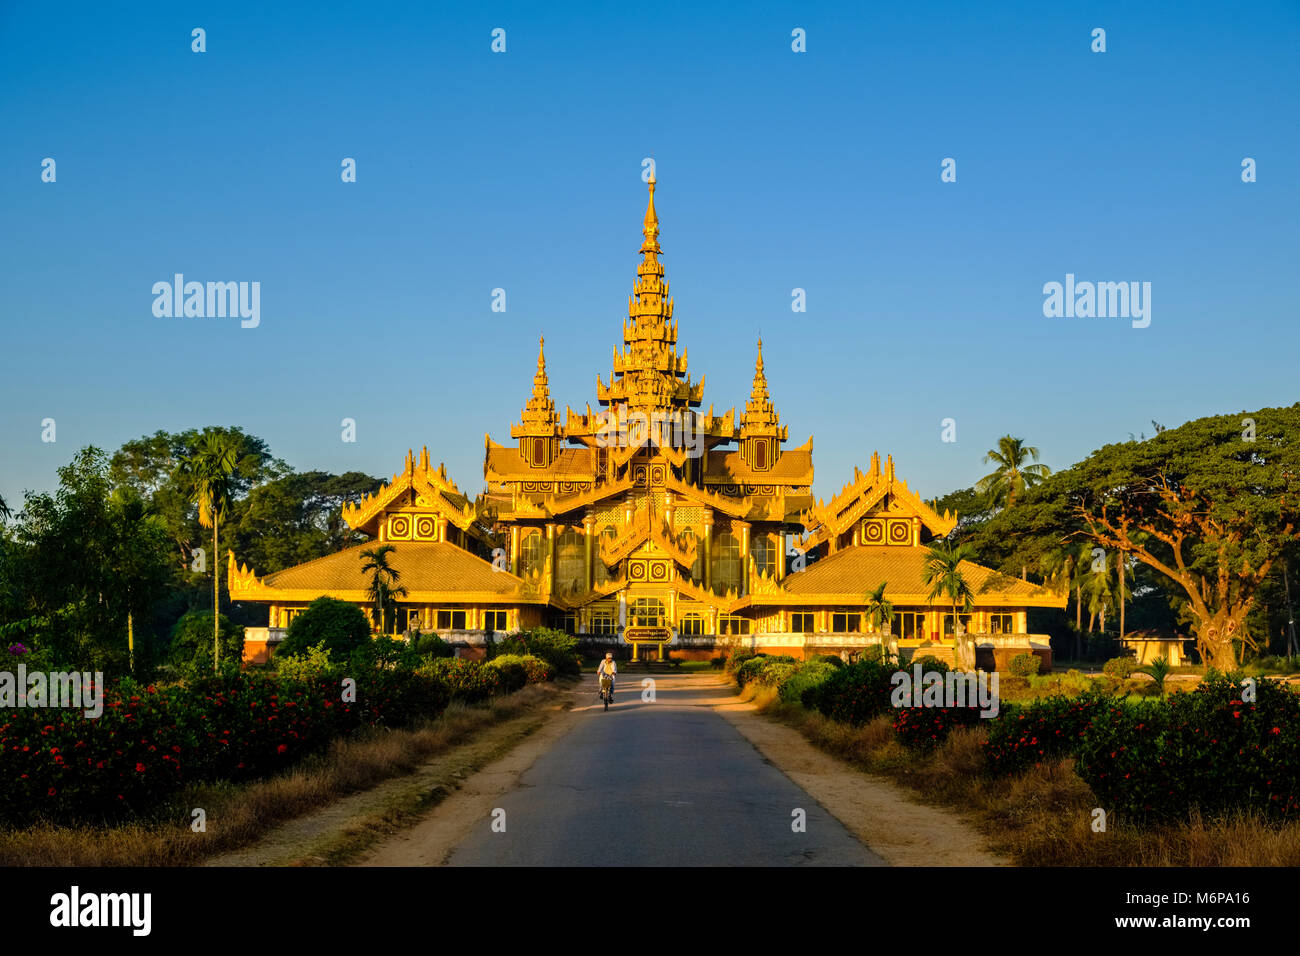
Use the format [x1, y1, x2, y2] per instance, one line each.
[768, 545, 1064, 607]
[261, 541, 521, 597]
[704, 448, 813, 483]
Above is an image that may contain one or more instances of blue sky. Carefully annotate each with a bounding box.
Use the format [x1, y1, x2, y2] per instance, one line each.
[2, 0, 1297, 510]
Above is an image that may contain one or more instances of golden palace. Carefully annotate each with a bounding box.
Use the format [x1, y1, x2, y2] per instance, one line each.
[231, 175, 1065, 667]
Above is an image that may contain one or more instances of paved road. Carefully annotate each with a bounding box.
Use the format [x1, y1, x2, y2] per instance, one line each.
[447, 672, 886, 866]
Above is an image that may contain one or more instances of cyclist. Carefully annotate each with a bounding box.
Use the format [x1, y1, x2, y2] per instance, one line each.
[596, 652, 617, 704]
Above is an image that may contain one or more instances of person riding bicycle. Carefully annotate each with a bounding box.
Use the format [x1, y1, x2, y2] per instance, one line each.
[596, 652, 617, 703]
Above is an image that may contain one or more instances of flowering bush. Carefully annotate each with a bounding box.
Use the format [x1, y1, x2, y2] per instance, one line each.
[892, 702, 984, 750]
[0, 666, 450, 827]
[1074, 673, 1300, 821]
[983, 689, 1114, 775]
[1102, 656, 1136, 679]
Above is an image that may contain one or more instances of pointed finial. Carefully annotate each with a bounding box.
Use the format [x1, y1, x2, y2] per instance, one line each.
[640, 174, 660, 254]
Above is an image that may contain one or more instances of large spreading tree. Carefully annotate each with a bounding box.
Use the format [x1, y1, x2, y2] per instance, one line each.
[977, 405, 1300, 669]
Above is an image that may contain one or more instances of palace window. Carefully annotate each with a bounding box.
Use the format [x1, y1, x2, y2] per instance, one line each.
[896, 612, 925, 641]
[790, 612, 814, 633]
[989, 614, 1014, 635]
[591, 612, 617, 635]
[943, 613, 973, 636]
[556, 528, 585, 595]
[718, 615, 750, 635]
[531, 437, 547, 466]
[630, 598, 666, 627]
[407, 609, 424, 631]
[518, 531, 545, 577]
[436, 609, 467, 631]
[712, 532, 742, 593]
[751, 534, 776, 578]
[678, 615, 705, 636]
[753, 439, 769, 471]
[831, 612, 861, 633]
[482, 610, 508, 632]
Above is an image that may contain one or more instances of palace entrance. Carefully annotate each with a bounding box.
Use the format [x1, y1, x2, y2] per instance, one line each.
[626, 596, 672, 662]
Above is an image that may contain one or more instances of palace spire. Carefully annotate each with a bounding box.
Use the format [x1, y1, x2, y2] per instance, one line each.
[517, 334, 558, 431]
[596, 174, 704, 413]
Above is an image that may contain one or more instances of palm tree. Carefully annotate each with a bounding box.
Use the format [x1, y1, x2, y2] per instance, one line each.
[360, 544, 408, 635]
[864, 581, 895, 663]
[922, 540, 976, 669]
[177, 433, 241, 673]
[975, 436, 1051, 510]
[0, 492, 10, 520]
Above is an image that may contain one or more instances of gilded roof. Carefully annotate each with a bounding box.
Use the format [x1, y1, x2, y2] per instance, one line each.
[763, 545, 1065, 607]
[258, 542, 521, 598]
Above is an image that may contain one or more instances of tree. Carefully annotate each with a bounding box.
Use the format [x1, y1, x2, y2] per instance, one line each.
[277, 597, 371, 658]
[976, 436, 1052, 511]
[922, 539, 976, 669]
[177, 433, 242, 673]
[993, 405, 1300, 670]
[360, 544, 408, 635]
[0, 493, 10, 520]
[108, 487, 171, 674]
[864, 581, 895, 662]
[1040, 542, 1094, 659]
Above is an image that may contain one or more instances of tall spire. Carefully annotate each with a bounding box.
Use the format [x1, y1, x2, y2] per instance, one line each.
[595, 173, 703, 413]
[640, 170, 660, 255]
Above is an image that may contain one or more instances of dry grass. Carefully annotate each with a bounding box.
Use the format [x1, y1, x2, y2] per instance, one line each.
[0, 684, 557, 867]
[758, 694, 1300, 866]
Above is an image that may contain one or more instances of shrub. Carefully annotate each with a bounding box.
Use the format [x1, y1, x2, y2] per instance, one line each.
[414, 632, 454, 659]
[733, 656, 769, 687]
[484, 657, 528, 693]
[811, 654, 845, 669]
[499, 627, 580, 677]
[752, 659, 798, 689]
[168, 611, 244, 673]
[1102, 656, 1135, 679]
[725, 653, 758, 676]
[1008, 653, 1042, 677]
[278, 598, 371, 659]
[418, 658, 501, 703]
[1074, 673, 1300, 821]
[777, 661, 837, 704]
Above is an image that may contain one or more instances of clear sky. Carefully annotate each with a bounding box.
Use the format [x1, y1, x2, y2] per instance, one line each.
[2, 0, 1297, 510]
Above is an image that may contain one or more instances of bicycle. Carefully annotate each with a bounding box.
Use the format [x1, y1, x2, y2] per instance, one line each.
[598, 675, 614, 710]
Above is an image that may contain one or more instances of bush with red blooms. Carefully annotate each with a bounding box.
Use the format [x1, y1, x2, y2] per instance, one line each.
[0, 666, 450, 827]
[1074, 672, 1300, 822]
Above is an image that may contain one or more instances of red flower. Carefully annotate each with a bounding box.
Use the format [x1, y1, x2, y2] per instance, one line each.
[135, 762, 147, 773]
[47, 787, 56, 796]
[277, 744, 288, 754]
